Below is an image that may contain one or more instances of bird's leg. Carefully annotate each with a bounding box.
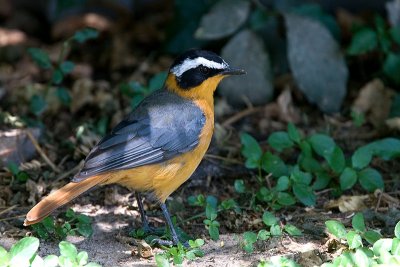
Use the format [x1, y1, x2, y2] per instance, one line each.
[135, 192, 154, 233]
[152, 203, 189, 247]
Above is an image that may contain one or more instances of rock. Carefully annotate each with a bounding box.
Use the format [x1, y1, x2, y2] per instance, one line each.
[285, 14, 348, 114]
[0, 128, 40, 168]
[386, 0, 400, 26]
[195, 0, 250, 40]
[220, 30, 273, 107]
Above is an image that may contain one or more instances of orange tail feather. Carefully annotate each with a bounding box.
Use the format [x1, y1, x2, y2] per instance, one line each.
[24, 175, 108, 226]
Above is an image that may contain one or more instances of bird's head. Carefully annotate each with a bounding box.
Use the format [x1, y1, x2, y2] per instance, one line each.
[165, 49, 245, 101]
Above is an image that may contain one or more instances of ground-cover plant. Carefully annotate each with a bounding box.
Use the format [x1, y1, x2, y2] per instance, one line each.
[240, 123, 400, 209]
[240, 211, 302, 253]
[0, 236, 101, 267]
[258, 256, 300, 267]
[187, 194, 241, 241]
[27, 28, 99, 116]
[31, 208, 93, 240]
[119, 72, 167, 108]
[347, 15, 400, 86]
[154, 239, 205, 267]
[323, 213, 400, 266]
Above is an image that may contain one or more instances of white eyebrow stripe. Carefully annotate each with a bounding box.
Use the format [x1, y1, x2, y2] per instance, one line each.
[171, 57, 228, 77]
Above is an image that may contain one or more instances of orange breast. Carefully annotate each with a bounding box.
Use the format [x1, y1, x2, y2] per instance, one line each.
[101, 98, 214, 203]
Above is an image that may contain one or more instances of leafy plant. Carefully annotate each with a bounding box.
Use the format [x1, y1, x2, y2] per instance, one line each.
[0, 237, 101, 267]
[240, 123, 400, 209]
[187, 194, 240, 241]
[323, 214, 400, 266]
[241, 211, 302, 253]
[258, 256, 300, 267]
[7, 162, 30, 183]
[347, 15, 400, 85]
[31, 209, 93, 240]
[27, 28, 99, 116]
[155, 239, 205, 266]
[119, 72, 167, 108]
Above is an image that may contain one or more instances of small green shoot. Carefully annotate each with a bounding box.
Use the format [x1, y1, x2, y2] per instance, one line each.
[31, 209, 93, 240]
[155, 239, 205, 266]
[0, 237, 101, 267]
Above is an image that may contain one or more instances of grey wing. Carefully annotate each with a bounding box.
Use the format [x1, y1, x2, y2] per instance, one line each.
[73, 91, 205, 181]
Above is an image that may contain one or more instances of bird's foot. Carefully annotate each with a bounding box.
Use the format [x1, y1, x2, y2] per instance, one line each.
[151, 238, 189, 248]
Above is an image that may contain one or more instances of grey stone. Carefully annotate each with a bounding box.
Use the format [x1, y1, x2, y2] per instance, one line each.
[220, 30, 273, 107]
[386, 0, 400, 27]
[195, 0, 250, 40]
[285, 14, 348, 113]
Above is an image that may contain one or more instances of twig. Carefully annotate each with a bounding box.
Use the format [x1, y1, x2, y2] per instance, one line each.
[0, 214, 25, 222]
[204, 154, 242, 165]
[26, 130, 61, 173]
[222, 107, 264, 127]
[0, 205, 17, 217]
[55, 161, 84, 181]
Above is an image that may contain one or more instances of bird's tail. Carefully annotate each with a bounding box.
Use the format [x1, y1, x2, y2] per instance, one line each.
[24, 174, 108, 226]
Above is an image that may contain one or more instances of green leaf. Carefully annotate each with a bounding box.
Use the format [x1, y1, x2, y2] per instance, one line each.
[261, 152, 288, 177]
[347, 28, 378, 55]
[262, 211, 278, 226]
[292, 184, 316, 206]
[205, 204, 217, 220]
[240, 133, 262, 165]
[149, 72, 168, 92]
[327, 146, 345, 173]
[257, 230, 270, 241]
[287, 122, 301, 144]
[28, 48, 52, 69]
[30, 94, 47, 116]
[209, 223, 219, 241]
[73, 28, 99, 43]
[0, 246, 10, 266]
[384, 53, 400, 85]
[268, 132, 294, 152]
[392, 238, 400, 256]
[276, 192, 296, 206]
[56, 87, 71, 106]
[308, 134, 335, 158]
[291, 166, 312, 185]
[275, 176, 289, 191]
[77, 222, 93, 237]
[52, 69, 64, 84]
[9, 237, 39, 266]
[352, 248, 370, 267]
[300, 155, 322, 173]
[363, 230, 382, 245]
[60, 61, 75, 74]
[312, 172, 331, 190]
[346, 230, 362, 249]
[352, 213, 366, 232]
[358, 168, 384, 192]
[390, 26, 400, 45]
[340, 167, 358, 191]
[284, 224, 302, 236]
[155, 254, 170, 267]
[325, 220, 347, 239]
[234, 179, 246, 193]
[396, 221, 400, 239]
[77, 251, 88, 266]
[373, 238, 393, 256]
[243, 231, 258, 243]
[43, 255, 58, 267]
[270, 224, 282, 236]
[59, 241, 78, 259]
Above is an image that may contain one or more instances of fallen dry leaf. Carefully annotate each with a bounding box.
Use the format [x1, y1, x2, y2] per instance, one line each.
[137, 240, 153, 259]
[325, 195, 369, 212]
[352, 79, 394, 129]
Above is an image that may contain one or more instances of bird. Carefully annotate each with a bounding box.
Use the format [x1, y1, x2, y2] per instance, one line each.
[24, 49, 245, 245]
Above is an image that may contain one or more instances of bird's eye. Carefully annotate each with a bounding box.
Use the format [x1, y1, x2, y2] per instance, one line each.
[200, 66, 209, 75]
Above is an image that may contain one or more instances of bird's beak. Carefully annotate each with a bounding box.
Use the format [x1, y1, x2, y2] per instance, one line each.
[221, 67, 246, 76]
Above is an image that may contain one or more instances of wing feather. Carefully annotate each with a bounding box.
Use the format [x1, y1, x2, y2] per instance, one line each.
[73, 90, 205, 181]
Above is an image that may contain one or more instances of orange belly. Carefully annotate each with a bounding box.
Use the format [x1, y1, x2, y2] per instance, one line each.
[101, 98, 214, 203]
